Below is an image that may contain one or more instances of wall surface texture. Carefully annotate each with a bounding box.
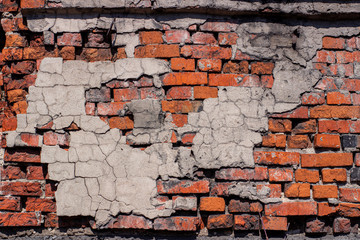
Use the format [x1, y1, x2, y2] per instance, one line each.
[1, 0, 360, 238]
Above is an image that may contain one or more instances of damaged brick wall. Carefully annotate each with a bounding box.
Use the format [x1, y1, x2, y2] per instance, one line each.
[1, 0, 360, 238]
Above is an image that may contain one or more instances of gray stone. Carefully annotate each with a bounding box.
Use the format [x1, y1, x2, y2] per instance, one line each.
[48, 162, 75, 181]
[39, 58, 63, 74]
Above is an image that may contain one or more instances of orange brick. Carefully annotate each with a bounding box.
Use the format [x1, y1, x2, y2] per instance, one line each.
[209, 74, 260, 87]
[322, 169, 347, 183]
[165, 30, 191, 44]
[314, 50, 336, 63]
[192, 32, 217, 45]
[318, 202, 337, 216]
[261, 75, 274, 88]
[323, 37, 345, 49]
[285, 183, 310, 198]
[172, 114, 187, 127]
[301, 153, 353, 167]
[157, 180, 209, 194]
[20, 133, 39, 147]
[198, 59, 222, 72]
[254, 151, 300, 165]
[310, 105, 360, 118]
[108, 117, 134, 130]
[287, 135, 311, 149]
[181, 133, 196, 145]
[261, 216, 288, 231]
[256, 184, 281, 198]
[268, 119, 292, 132]
[193, 86, 218, 99]
[339, 188, 360, 203]
[170, 58, 195, 71]
[327, 92, 352, 105]
[314, 134, 341, 148]
[97, 102, 126, 116]
[313, 185, 338, 199]
[207, 214, 233, 229]
[134, 45, 180, 58]
[251, 62, 274, 75]
[338, 203, 360, 217]
[161, 101, 201, 113]
[166, 87, 192, 100]
[265, 202, 317, 216]
[200, 197, 225, 212]
[139, 31, 163, 44]
[223, 61, 249, 74]
[318, 120, 351, 133]
[162, 72, 207, 86]
[5, 33, 27, 47]
[295, 169, 319, 183]
[301, 92, 326, 105]
[2, 117, 17, 132]
[262, 134, 286, 148]
[292, 119, 317, 134]
[113, 89, 139, 102]
[269, 168, 293, 182]
[20, 0, 45, 8]
[342, 79, 360, 91]
[218, 33, 238, 45]
[181, 46, 231, 59]
[270, 106, 309, 119]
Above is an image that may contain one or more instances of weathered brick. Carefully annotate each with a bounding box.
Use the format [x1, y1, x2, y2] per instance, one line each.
[333, 218, 351, 233]
[207, 214, 233, 229]
[154, 217, 199, 231]
[341, 135, 357, 148]
[45, 183, 56, 198]
[161, 100, 201, 113]
[234, 215, 259, 230]
[166, 87, 192, 100]
[327, 91, 352, 105]
[295, 169, 319, 183]
[1, 166, 25, 180]
[318, 120, 351, 133]
[301, 92, 326, 105]
[262, 216, 288, 231]
[338, 203, 360, 217]
[57, 33, 82, 46]
[26, 166, 45, 180]
[25, 198, 56, 212]
[139, 31, 163, 44]
[20, 133, 40, 147]
[86, 87, 111, 102]
[285, 183, 310, 198]
[210, 182, 233, 196]
[350, 168, 360, 182]
[223, 61, 249, 74]
[97, 102, 126, 116]
[254, 151, 300, 165]
[292, 119, 317, 134]
[209, 73, 260, 87]
[341, 79, 360, 91]
[306, 219, 328, 233]
[5, 33, 27, 47]
[251, 62, 274, 75]
[0, 213, 40, 227]
[4, 148, 40, 163]
[113, 88, 139, 102]
[171, 114, 187, 127]
[11, 61, 36, 74]
[215, 167, 268, 181]
[0, 182, 42, 196]
[85, 102, 95, 115]
[2, 117, 17, 131]
[140, 87, 164, 99]
[218, 32, 238, 45]
[315, 77, 338, 90]
[192, 32, 217, 45]
[322, 169, 347, 183]
[270, 106, 309, 119]
[198, 59, 222, 72]
[181, 133, 196, 145]
[318, 202, 337, 216]
[200, 21, 237, 32]
[314, 134, 341, 148]
[268, 119, 292, 132]
[105, 215, 153, 229]
[80, 48, 112, 62]
[301, 153, 353, 167]
[20, 0, 45, 8]
[165, 30, 191, 43]
[23, 47, 47, 60]
[269, 168, 293, 182]
[84, 33, 110, 48]
[228, 200, 263, 213]
[200, 197, 225, 212]
[256, 184, 281, 198]
[170, 58, 195, 71]
[7, 89, 27, 103]
[157, 180, 209, 194]
[339, 188, 360, 203]
[265, 202, 317, 216]
[313, 185, 338, 199]
[59, 46, 75, 60]
[2, 48, 23, 61]
[1, 17, 27, 32]
[135, 45, 180, 58]
[181, 46, 231, 59]
[193, 86, 218, 99]
[314, 50, 336, 63]
[162, 72, 207, 85]
[287, 135, 311, 149]
[109, 117, 134, 130]
[260, 75, 274, 88]
[172, 196, 197, 211]
[323, 37, 345, 49]
[0, 196, 20, 211]
[12, 101, 27, 114]
[44, 213, 58, 228]
[262, 134, 286, 148]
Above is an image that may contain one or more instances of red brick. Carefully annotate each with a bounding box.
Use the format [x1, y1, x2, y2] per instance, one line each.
[269, 168, 293, 182]
[171, 58, 195, 71]
[192, 32, 217, 45]
[209, 74, 260, 87]
[140, 87, 164, 99]
[301, 153, 353, 167]
[20, 133, 40, 147]
[2, 117, 17, 132]
[314, 51, 336, 63]
[323, 37, 345, 49]
[181, 133, 195, 144]
[254, 151, 300, 165]
[7, 89, 27, 103]
[352, 93, 360, 105]
[139, 31, 163, 44]
[251, 62, 274, 75]
[85, 102, 95, 115]
[166, 86, 192, 100]
[318, 202, 337, 216]
[26, 166, 45, 180]
[85, 33, 108, 48]
[163, 72, 207, 86]
[207, 214, 233, 229]
[228, 200, 251, 213]
[268, 119, 292, 132]
[2, 48, 23, 61]
[256, 184, 281, 198]
[45, 183, 56, 198]
[262, 134, 286, 148]
[292, 120, 317, 134]
[104, 215, 152, 229]
[234, 215, 259, 230]
[341, 79, 360, 91]
[44, 213, 58, 228]
[114, 88, 139, 102]
[165, 30, 191, 43]
[306, 219, 328, 233]
[328, 64, 354, 77]
[161, 100, 201, 113]
[0, 196, 20, 211]
[347, 37, 360, 49]
[57, 33, 82, 47]
[336, 51, 359, 63]
[157, 180, 209, 194]
[315, 77, 338, 90]
[218, 33, 238, 45]
[26, 198, 56, 212]
[135, 44, 180, 58]
[333, 218, 351, 234]
[181, 46, 231, 59]
[11, 61, 36, 74]
[171, 114, 187, 127]
[310, 105, 360, 118]
[270, 106, 309, 119]
[339, 188, 360, 203]
[0, 212, 40, 227]
[223, 61, 249, 74]
[318, 120, 351, 133]
[313, 185, 338, 199]
[20, 0, 45, 8]
[0, 182, 42, 196]
[314, 134, 341, 148]
[1, 166, 25, 180]
[97, 102, 126, 116]
[327, 91, 352, 105]
[265, 202, 317, 216]
[4, 148, 40, 163]
[261, 75, 274, 88]
[338, 203, 360, 217]
[250, 202, 263, 213]
[295, 169, 319, 183]
[193, 86, 218, 99]
[198, 59, 222, 72]
[262, 216, 288, 231]
[109, 117, 134, 130]
[210, 182, 233, 196]
[154, 217, 199, 231]
[80, 48, 112, 62]
[200, 197, 225, 212]
[287, 135, 311, 149]
[200, 21, 237, 32]
[285, 183, 311, 198]
[301, 92, 325, 105]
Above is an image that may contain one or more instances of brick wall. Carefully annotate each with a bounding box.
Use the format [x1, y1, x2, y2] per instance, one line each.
[1, 0, 360, 238]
